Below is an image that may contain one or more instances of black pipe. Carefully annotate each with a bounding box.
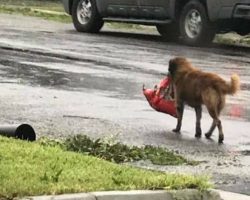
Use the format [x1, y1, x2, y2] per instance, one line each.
[0, 124, 36, 141]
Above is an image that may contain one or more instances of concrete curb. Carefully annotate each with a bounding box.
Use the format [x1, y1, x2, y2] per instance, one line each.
[214, 190, 250, 200]
[24, 193, 95, 200]
[23, 189, 221, 200]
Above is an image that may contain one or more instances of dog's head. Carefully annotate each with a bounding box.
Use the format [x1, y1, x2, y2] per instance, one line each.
[168, 57, 191, 78]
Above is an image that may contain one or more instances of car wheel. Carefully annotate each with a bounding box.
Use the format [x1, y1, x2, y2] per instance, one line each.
[72, 0, 104, 33]
[235, 21, 250, 35]
[179, 0, 215, 46]
[156, 23, 179, 41]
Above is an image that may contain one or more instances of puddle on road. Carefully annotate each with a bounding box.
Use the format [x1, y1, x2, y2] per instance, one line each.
[0, 59, 140, 100]
[240, 150, 250, 156]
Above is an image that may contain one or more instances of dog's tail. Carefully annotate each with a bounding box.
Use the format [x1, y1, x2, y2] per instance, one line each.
[221, 74, 240, 95]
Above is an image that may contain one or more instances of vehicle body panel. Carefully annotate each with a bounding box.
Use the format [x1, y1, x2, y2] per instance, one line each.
[61, 0, 250, 33]
[62, 0, 71, 14]
[97, 0, 140, 18]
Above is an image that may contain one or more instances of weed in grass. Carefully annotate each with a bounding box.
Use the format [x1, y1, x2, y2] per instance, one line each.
[40, 158, 64, 183]
[39, 134, 197, 166]
[38, 136, 64, 148]
[63, 135, 144, 163]
[143, 146, 198, 166]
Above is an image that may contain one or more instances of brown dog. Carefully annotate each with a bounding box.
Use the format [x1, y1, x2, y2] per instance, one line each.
[168, 57, 240, 143]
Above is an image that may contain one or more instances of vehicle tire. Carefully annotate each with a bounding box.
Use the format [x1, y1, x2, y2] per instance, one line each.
[72, 0, 104, 33]
[156, 23, 179, 41]
[179, 0, 216, 46]
[237, 29, 250, 36]
[235, 21, 250, 36]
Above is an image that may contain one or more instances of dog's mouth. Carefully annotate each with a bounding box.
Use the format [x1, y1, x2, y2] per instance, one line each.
[167, 72, 172, 78]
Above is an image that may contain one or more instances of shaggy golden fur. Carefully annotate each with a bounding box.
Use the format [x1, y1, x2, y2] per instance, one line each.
[168, 57, 240, 143]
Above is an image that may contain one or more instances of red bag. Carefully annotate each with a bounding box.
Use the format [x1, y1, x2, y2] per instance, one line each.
[143, 77, 177, 118]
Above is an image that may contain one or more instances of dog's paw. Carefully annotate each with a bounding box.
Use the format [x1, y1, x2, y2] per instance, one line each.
[218, 140, 224, 144]
[172, 128, 180, 133]
[195, 128, 202, 138]
[218, 135, 224, 144]
[205, 132, 212, 139]
[195, 133, 202, 138]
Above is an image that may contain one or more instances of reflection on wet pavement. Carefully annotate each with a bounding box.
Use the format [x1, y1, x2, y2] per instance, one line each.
[0, 44, 249, 122]
[0, 50, 143, 100]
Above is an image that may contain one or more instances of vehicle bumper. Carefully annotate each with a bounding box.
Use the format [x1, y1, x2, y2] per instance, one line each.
[233, 4, 250, 19]
[61, 0, 71, 15]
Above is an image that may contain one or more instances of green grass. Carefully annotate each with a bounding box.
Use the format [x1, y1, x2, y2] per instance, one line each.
[0, 5, 71, 23]
[0, 136, 211, 199]
[0, 0, 71, 23]
[1, 0, 63, 11]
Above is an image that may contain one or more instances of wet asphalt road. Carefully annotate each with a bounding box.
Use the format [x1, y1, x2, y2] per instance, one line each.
[0, 14, 250, 195]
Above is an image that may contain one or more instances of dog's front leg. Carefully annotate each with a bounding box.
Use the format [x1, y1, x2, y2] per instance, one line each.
[195, 106, 202, 138]
[173, 100, 184, 133]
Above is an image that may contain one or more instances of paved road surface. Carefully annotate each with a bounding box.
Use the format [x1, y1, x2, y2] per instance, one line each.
[0, 14, 250, 195]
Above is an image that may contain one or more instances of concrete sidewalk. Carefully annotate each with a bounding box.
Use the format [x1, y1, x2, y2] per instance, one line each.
[24, 189, 250, 200]
[24, 189, 220, 200]
[216, 190, 250, 200]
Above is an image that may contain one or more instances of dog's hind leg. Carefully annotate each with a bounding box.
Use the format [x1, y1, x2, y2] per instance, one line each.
[205, 119, 216, 139]
[173, 101, 184, 133]
[217, 119, 224, 144]
[205, 118, 224, 143]
[195, 106, 202, 138]
[202, 89, 219, 140]
[217, 96, 225, 143]
[205, 97, 225, 143]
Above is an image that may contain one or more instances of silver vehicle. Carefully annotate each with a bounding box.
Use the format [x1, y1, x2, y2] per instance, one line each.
[61, 0, 250, 46]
